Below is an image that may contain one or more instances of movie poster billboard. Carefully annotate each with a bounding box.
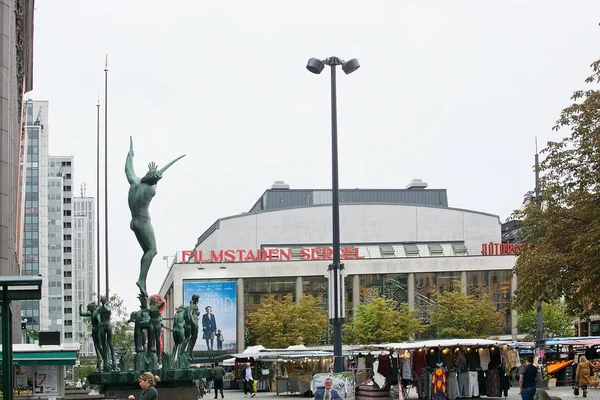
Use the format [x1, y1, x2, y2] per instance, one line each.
[312, 373, 355, 400]
[183, 280, 237, 351]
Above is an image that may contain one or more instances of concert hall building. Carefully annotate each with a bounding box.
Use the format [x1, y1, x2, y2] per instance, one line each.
[158, 180, 518, 353]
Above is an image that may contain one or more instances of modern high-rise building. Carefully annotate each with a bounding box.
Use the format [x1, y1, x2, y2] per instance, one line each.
[47, 156, 74, 339]
[72, 196, 95, 355]
[0, 0, 35, 342]
[20, 100, 49, 333]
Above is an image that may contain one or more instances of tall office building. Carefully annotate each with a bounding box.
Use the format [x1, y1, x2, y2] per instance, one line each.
[1, 0, 35, 342]
[20, 100, 49, 333]
[47, 156, 74, 340]
[72, 196, 95, 354]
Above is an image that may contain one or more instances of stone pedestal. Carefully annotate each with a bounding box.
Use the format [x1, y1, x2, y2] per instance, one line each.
[88, 369, 208, 400]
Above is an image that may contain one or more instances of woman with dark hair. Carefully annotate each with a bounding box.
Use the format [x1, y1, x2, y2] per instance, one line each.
[128, 372, 160, 400]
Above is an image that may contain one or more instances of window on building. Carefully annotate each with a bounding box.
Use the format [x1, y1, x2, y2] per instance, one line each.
[451, 243, 468, 256]
[63, 198, 71, 204]
[64, 259, 72, 265]
[63, 283, 72, 290]
[64, 308, 72, 314]
[63, 210, 71, 216]
[427, 243, 444, 256]
[63, 247, 71, 253]
[64, 332, 73, 339]
[63, 186, 71, 192]
[379, 245, 396, 258]
[64, 320, 72, 326]
[63, 271, 72, 278]
[65, 173, 72, 179]
[63, 234, 72, 241]
[63, 222, 71, 229]
[64, 295, 72, 302]
[403, 243, 420, 257]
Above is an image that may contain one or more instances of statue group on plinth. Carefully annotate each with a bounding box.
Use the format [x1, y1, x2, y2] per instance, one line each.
[80, 136, 198, 372]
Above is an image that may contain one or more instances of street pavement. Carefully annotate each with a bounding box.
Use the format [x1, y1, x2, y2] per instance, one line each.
[207, 386, 598, 400]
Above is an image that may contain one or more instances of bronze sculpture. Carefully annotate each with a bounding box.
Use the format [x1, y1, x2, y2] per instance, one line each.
[79, 302, 103, 370]
[184, 294, 200, 358]
[125, 136, 185, 297]
[97, 295, 116, 371]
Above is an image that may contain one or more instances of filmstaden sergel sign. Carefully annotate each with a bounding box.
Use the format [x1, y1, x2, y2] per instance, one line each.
[180, 247, 365, 263]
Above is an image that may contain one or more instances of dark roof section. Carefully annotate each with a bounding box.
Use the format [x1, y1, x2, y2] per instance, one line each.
[249, 188, 448, 213]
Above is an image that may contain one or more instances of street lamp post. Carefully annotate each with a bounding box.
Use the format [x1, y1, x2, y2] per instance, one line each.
[306, 56, 360, 373]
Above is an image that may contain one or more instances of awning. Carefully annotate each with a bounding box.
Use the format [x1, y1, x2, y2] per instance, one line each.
[547, 360, 573, 375]
[0, 343, 79, 366]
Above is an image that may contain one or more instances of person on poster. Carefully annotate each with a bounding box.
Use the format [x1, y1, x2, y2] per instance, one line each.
[315, 378, 342, 400]
[216, 330, 224, 351]
[202, 306, 217, 351]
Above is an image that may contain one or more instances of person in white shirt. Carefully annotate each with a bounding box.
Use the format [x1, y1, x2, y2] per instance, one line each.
[243, 362, 255, 398]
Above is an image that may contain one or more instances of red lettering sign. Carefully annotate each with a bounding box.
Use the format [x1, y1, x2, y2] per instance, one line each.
[480, 242, 528, 256]
[179, 247, 364, 263]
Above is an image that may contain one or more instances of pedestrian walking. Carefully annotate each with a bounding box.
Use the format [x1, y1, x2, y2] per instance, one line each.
[212, 361, 226, 399]
[242, 362, 255, 398]
[128, 372, 160, 400]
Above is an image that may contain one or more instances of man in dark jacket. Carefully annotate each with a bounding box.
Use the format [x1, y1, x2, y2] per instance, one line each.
[212, 361, 226, 399]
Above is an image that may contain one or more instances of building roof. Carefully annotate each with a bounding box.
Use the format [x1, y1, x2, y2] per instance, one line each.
[248, 187, 448, 213]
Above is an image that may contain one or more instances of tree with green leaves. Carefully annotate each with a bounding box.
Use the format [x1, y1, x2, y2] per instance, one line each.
[512, 58, 600, 318]
[247, 294, 327, 348]
[517, 301, 575, 339]
[429, 281, 503, 338]
[343, 297, 425, 344]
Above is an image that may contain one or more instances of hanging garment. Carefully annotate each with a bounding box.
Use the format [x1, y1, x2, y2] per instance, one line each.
[427, 348, 440, 369]
[477, 370, 487, 396]
[446, 371, 457, 400]
[468, 371, 479, 397]
[357, 356, 366, 371]
[489, 346, 502, 369]
[417, 370, 430, 400]
[499, 367, 510, 398]
[377, 353, 392, 388]
[401, 358, 413, 380]
[432, 368, 446, 400]
[413, 350, 427, 377]
[391, 353, 399, 385]
[455, 349, 467, 373]
[458, 372, 469, 398]
[465, 348, 481, 371]
[486, 368, 501, 397]
[372, 360, 386, 389]
[441, 348, 454, 368]
[479, 348, 491, 371]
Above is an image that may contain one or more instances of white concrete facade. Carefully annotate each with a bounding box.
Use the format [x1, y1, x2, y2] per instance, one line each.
[158, 203, 518, 353]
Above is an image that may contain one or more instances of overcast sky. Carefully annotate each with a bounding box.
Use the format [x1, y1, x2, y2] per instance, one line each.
[31, 1, 600, 312]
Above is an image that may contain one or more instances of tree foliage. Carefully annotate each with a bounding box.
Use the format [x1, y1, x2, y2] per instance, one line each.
[512, 58, 600, 317]
[517, 301, 575, 339]
[247, 294, 327, 348]
[343, 297, 425, 344]
[429, 281, 503, 338]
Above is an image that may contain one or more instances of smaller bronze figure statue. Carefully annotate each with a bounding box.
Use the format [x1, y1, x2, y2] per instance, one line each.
[172, 305, 187, 363]
[97, 295, 116, 371]
[184, 294, 200, 358]
[126, 136, 185, 298]
[79, 302, 103, 370]
[147, 295, 165, 367]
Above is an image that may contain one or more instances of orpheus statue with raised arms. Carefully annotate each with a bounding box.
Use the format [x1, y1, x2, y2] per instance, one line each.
[126, 136, 185, 297]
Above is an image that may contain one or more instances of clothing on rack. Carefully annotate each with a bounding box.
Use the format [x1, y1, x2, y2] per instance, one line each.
[413, 350, 427, 377]
[477, 370, 487, 396]
[455, 349, 467, 373]
[426, 348, 440, 369]
[486, 368, 501, 397]
[499, 366, 510, 398]
[446, 371, 457, 400]
[458, 372, 469, 398]
[401, 358, 413, 381]
[432, 367, 446, 400]
[489, 346, 502, 369]
[391, 352, 400, 385]
[479, 348, 491, 371]
[465, 348, 481, 371]
[372, 360, 386, 389]
[468, 371, 479, 397]
[357, 355, 366, 371]
[441, 348, 454, 368]
[377, 353, 392, 389]
[417, 370, 430, 400]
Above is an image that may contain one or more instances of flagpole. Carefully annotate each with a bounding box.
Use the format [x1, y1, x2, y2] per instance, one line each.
[104, 55, 110, 300]
[96, 95, 101, 305]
